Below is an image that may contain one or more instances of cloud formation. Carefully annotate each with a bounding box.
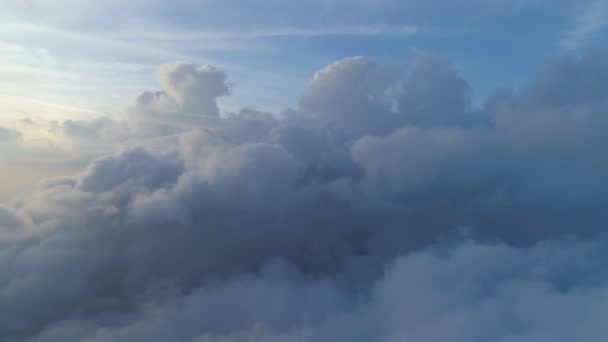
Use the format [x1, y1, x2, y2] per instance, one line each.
[138, 62, 231, 117]
[2, 49, 608, 341]
[0, 126, 22, 143]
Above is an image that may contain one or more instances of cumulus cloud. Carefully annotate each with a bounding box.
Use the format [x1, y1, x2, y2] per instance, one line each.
[1, 49, 608, 341]
[525, 48, 608, 106]
[299, 56, 403, 136]
[138, 62, 231, 117]
[398, 55, 473, 127]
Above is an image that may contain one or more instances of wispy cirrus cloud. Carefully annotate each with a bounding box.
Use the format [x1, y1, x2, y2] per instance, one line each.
[561, 0, 608, 50]
[116, 24, 433, 41]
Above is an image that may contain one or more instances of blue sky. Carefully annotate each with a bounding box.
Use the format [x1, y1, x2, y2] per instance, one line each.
[1, 0, 606, 120]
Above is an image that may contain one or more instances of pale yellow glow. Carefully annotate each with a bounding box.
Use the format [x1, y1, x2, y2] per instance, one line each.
[0, 163, 76, 203]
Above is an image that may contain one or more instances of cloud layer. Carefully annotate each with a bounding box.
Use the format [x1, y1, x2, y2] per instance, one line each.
[1, 50, 608, 341]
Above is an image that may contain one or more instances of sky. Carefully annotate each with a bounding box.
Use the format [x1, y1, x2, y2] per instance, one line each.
[1, 1, 608, 341]
[1, 1, 606, 116]
[2, 0, 606, 200]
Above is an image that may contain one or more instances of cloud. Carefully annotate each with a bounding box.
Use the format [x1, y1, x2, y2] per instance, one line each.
[398, 55, 474, 127]
[561, 0, 608, 50]
[524, 48, 608, 106]
[298, 54, 480, 136]
[21, 238, 608, 342]
[299, 56, 403, 136]
[0, 126, 22, 143]
[137, 62, 230, 117]
[54, 117, 119, 140]
[118, 25, 431, 41]
[75, 147, 182, 193]
[1, 49, 608, 341]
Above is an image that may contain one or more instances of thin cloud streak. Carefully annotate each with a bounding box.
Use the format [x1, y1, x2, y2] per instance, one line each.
[117, 24, 434, 41]
[561, 0, 608, 50]
[0, 21, 203, 62]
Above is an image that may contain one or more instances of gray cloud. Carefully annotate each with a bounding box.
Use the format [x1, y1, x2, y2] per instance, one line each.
[299, 56, 404, 136]
[57, 117, 119, 140]
[0, 126, 22, 143]
[1, 49, 608, 341]
[525, 48, 608, 106]
[20, 238, 608, 342]
[398, 55, 474, 127]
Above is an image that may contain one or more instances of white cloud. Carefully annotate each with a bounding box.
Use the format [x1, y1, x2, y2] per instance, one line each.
[116, 25, 431, 41]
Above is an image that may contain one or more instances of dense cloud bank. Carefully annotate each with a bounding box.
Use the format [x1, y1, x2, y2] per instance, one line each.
[2, 50, 608, 341]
